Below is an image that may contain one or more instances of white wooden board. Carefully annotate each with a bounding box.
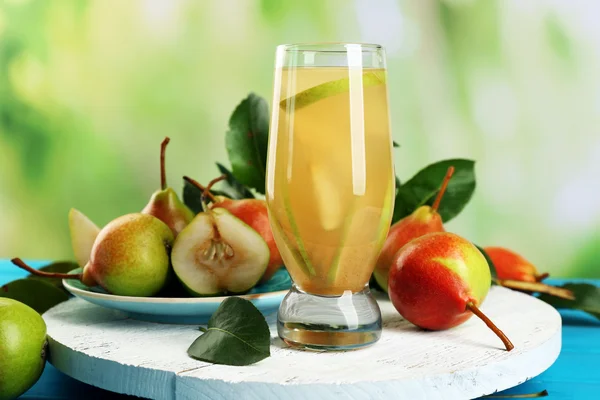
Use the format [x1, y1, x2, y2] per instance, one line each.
[44, 286, 561, 400]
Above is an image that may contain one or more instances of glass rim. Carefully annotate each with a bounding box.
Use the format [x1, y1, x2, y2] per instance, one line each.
[277, 42, 383, 53]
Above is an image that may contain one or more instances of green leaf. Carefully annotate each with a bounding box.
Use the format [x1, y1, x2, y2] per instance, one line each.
[182, 178, 229, 214]
[1, 279, 69, 314]
[475, 245, 497, 281]
[393, 141, 400, 148]
[392, 159, 476, 224]
[27, 261, 78, 292]
[188, 297, 271, 366]
[394, 175, 401, 196]
[538, 283, 600, 319]
[225, 93, 269, 194]
[215, 163, 255, 200]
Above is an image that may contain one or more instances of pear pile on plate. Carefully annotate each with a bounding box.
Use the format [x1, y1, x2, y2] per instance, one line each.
[14, 138, 282, 298]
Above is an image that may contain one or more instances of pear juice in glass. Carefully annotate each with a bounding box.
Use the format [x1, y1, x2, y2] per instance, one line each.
[267, 43, 394, 350]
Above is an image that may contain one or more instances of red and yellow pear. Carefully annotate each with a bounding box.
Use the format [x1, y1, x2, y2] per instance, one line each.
[388, 232, 514, 351]
[484, 246, 574, 300]
[484, 246, 548, 282]
[373, 166, 454, 292]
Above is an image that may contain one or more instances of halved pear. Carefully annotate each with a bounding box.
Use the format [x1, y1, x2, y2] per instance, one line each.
[171, 208, 270, 296]
[69, 208, 101, 267]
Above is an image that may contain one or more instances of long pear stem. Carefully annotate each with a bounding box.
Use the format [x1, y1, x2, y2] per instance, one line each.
[201, 175, 226, 212]
[160, 137, 171, 190]
[11, 258, 82, 280]
[432, 166, 455, 212]
[466, 301, 514, 351]
[496, 279, 574, 300]
[183, 176, 217, 203]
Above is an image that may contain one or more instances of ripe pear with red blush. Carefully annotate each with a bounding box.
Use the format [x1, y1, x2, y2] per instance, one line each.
[13, 213, 174, 297]
[388, 232, 514, 351]
[483, 247, 574, 300]
[484, 247, 548, 282]
[373, 166, 455, 292]
[142, 137, 194, 237]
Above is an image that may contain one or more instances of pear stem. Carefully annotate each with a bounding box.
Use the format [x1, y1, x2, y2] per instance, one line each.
[466, 301, 514, 351]
[11, 258, 82, 280]
[431, 166, 455, 212]
[204, 174, 226, 194]
[183, 176, 217, 203]
[160, 137, 170, 190]
[201, 175, 226, 212]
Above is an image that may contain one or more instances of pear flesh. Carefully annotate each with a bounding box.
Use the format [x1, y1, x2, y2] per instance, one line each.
[69, 208, 101, 268]
[211, 196, 284, 284]
[172, 208, 269, 296]
[0, 298, 47, 400]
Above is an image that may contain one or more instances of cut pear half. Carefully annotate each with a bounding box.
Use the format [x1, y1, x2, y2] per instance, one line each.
[171, 208, 270, 296]
[69, 208, 101, 267]
[280, 70, 386, 110]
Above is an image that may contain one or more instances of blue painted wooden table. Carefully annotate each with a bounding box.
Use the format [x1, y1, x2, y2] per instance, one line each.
[1, 260, 598, 399]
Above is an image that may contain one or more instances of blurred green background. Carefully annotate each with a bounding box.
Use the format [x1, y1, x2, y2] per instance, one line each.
[0, 0, 598, 277]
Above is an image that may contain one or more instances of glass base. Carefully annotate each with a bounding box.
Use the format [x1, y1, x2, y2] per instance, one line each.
[277, 284, 382, 351]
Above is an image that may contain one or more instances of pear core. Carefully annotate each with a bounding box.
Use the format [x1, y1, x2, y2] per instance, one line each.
[171, 208, 270, 296]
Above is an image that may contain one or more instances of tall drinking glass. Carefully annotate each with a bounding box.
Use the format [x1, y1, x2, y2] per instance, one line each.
[267, 43, 394, 350]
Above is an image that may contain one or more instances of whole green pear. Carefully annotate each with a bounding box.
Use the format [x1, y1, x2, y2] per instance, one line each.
[82, 213, 175, 296]
[0, 298, 47, 400]
[11, 214, 174, 298]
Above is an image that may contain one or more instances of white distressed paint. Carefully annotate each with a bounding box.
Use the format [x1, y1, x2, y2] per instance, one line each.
[44, 286, 561, 400]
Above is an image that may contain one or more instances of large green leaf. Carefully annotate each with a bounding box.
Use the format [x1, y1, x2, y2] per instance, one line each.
[225, 93, 269, 194]
[538, 283, 600, 319]
[393, 159, 476, 223]
[1, 279, 69, 314]
[188, 297, 270, 366]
